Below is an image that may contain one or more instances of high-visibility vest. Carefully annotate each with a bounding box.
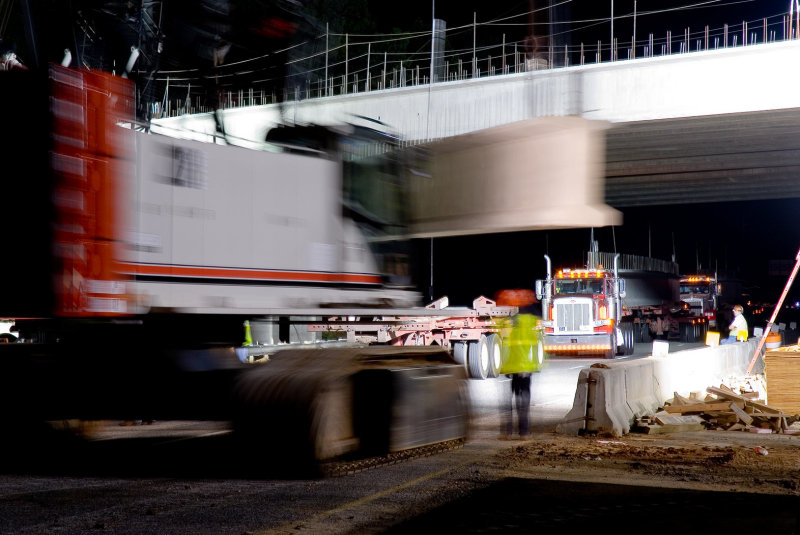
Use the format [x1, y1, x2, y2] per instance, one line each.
[498, 314, 542, 374]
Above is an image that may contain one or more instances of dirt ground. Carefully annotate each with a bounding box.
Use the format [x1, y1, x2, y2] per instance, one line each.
[490, 427, 800, 495]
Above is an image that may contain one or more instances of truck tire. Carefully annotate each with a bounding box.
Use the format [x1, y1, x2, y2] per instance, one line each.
[621, 322, 635, 355]
[686, 323, 697, 343]
[680, 323, 693, 342]
[639, 322, 652, 343]
[485, 333, 502, 378]
[628, 324, 636, 354]
[467, 336, 490, 379]
[452, 341, 467, 366]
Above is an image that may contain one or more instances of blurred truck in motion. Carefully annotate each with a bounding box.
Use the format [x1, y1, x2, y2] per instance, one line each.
[0, 65, 473, 473]
[0, 58, 620, 471]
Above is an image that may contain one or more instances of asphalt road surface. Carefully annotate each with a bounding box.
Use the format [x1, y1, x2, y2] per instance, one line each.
[6, 339, 790, 535]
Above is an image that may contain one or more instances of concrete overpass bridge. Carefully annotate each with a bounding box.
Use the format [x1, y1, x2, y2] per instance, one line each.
[153, 39, 800, 207]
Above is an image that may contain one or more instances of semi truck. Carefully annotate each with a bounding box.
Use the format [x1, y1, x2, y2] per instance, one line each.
[679, 274, 720, 329]
[535, 251, 698, 358]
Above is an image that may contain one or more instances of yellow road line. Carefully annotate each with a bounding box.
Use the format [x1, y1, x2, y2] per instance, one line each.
[255, 457, 476, 534]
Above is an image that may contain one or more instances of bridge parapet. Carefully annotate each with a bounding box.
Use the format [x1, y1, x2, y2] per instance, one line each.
[153, 40, 800, 145]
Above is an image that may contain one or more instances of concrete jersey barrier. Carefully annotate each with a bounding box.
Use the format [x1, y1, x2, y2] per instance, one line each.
[557, 340, 760, 436]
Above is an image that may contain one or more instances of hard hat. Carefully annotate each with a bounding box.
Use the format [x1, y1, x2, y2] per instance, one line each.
[494, 288, 537, 307]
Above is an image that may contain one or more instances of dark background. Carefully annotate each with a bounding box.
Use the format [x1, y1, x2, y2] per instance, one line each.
[410, 198, 800, 310]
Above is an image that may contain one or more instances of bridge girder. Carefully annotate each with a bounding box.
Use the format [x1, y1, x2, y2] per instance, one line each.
[606, 107, 800, 207]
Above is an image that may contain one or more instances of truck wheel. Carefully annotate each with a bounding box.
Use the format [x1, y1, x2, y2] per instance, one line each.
[486, 333, 502, 378]
[628, 324, 636, 354]
[679, 323, 690, 342]
[452, 341, 467, 366]
[467, 336, 490, 379]
[621, 322, 635, 355]
[640, 322, 652, 343]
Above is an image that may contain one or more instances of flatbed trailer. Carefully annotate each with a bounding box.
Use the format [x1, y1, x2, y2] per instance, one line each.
[304, 296, 519, 379]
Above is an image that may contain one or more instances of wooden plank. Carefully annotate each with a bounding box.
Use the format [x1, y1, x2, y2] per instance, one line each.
[634, 422, 706, 434]
[672, 392, 692, 406]
[730, 402, 754, 425]
[708, 414, 738, 426]
[664, 402, 734, 413]
[706, 386, 783, 414]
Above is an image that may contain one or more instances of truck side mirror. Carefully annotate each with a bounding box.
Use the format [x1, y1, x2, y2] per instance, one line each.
[618, 280, 626, 298]
[535, 280, 543, 300]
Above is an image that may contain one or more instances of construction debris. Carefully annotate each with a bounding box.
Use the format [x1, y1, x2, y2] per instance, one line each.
[633, 379, 800, 434]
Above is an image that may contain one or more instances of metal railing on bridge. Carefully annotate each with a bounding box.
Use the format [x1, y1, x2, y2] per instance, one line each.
[587, 252, 679, 276]
[153, 10, 799, 120]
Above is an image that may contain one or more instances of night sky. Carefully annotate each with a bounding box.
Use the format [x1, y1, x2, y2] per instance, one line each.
[365, 0, 790, 44]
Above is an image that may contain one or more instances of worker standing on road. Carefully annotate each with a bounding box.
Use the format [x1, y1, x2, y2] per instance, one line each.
[495, 290, 543, 440]
[721, 304, 748, 344]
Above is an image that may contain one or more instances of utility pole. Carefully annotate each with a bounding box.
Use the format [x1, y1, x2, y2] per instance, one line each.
[472, 12, 476, 77]
[610, 0, 614, 60]
[633, 0, 637, 57]
[429, 0, 435, 83]
[426, 0, 435, 141]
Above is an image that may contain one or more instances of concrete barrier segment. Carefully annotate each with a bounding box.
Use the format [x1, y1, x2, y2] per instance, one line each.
[557, 340, 761, 436]
[555, 367, 592, 435]
[585, 359, 659, 436]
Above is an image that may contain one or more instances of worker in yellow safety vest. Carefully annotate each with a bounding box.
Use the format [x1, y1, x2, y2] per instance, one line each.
[498, 313, 543, 375]
[493, 286, 545, 439]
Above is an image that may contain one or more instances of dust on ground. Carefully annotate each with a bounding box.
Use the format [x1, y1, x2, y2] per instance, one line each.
[490, 429, 800, 495]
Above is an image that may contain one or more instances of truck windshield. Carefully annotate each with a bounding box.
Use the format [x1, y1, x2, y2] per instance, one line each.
[342, 145, 407, 238]
[555, 279, 605, 295]
[680, 282, 710, 295]
[340, 129, 411, 285]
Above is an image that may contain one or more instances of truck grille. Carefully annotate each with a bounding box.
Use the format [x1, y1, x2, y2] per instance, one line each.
[555, 301, 592, 331]
[683, 297, 702, 308]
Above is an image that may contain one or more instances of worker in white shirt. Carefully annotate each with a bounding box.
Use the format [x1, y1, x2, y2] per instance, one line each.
[721, 304, 747, 344]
